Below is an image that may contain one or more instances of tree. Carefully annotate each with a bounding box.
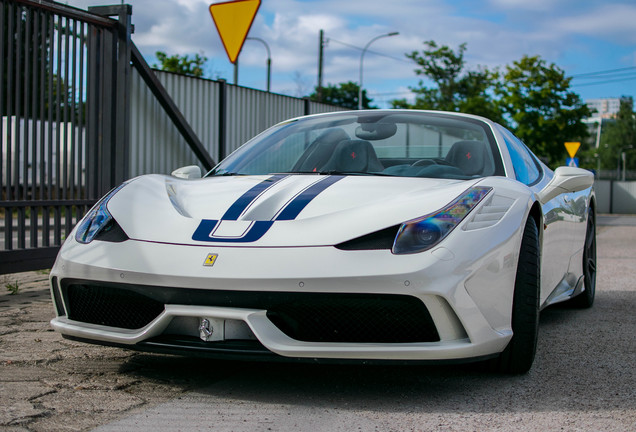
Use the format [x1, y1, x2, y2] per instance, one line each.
[154, 51, 207, 78]
[396, 41, 591, 167]
[498, 55, 591, 166]
[392, 41, 504, 123]
[309, 81, 375, 109]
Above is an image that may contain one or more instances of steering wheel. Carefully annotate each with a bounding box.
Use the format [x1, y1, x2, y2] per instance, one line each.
[411, 158, 453, 167]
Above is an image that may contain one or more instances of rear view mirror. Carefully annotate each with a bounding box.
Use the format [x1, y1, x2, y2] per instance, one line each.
[355, 123, 397, 140]
[171, 165, 202, 179]
[537, 167, 594, 204]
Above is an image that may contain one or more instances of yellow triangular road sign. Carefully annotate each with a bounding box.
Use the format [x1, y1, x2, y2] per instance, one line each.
[564, 142, 581, 158]
[209, 0, 261, 64]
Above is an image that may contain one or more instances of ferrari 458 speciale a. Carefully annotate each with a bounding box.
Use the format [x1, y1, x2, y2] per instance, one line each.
[50, 110, 596, 373]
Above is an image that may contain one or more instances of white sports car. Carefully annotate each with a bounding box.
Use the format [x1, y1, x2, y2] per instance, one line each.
[49, 110, 596, 373]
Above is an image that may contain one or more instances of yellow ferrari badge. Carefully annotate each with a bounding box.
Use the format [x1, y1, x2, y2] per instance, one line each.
[203, 253, 218, 267]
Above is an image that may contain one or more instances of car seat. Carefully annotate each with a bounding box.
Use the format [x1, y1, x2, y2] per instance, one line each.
[445, 140, 489, 176]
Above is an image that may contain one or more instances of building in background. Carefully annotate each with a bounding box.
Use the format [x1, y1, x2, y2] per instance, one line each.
[585, 97, 624, 119]
[582, 97, 630, 149]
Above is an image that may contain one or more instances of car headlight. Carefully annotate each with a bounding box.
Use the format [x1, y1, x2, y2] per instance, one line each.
[392, 186, 492, 254]
[75, 183, 127, 244]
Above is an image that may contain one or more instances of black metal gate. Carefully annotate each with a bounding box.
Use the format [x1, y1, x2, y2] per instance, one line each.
[0, 0, 211, 274]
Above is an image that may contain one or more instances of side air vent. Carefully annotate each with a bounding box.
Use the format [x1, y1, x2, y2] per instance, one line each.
[335, 225, 401, 251]
[464, 194, 515, 231]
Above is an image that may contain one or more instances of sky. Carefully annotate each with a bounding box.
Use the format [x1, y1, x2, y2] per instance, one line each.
[63, 0, 636, 109]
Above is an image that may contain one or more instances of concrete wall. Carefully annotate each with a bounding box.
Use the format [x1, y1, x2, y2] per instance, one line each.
[595, 180, 636, 214]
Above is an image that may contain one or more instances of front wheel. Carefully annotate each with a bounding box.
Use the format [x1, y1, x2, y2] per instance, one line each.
[490, 217, 540, 374]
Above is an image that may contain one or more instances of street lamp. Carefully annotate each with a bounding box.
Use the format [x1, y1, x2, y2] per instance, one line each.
[617, 145, 634, 181]
[246, 37, 271, 92]
[358, 31, 399, 110]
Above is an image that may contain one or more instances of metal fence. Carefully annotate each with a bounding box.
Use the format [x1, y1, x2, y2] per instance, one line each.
[1, 0, 346, 274]
[130, 70, 345, 176]
[1, 0, 133, 273]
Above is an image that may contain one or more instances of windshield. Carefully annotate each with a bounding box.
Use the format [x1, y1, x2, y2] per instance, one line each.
[208, 111, 504, 180]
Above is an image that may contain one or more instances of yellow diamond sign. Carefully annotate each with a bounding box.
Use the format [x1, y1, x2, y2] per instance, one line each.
[565, 142, 581, 158]
[209, 0, 261, 64]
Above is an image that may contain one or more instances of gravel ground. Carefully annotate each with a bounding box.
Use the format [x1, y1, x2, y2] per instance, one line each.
[0, 223, 635, 432]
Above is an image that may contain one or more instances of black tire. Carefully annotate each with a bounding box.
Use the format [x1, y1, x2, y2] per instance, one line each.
[569, 208, 596, 308]
[490, 217, 540, 374]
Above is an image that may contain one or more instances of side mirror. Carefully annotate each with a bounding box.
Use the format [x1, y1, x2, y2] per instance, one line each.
[171, 165, 202, 179]
[537, 167, 594, 204]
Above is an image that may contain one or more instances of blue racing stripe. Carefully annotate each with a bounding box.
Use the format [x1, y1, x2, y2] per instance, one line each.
[275, 175, 344, 221]
[222, 174, 288, 220]
[192, 175, 344, 243]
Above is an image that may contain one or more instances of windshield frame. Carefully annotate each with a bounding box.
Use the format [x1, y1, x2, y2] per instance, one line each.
[206, 111, 505, 180]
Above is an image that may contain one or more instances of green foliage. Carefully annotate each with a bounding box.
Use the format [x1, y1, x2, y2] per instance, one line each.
[5, 280, 20, 295]
[310, 81, 375, 109]
[396, 42, 591, 167]
[582, 99, 636, 173]
[498, 55, 591, 166]
[154, 51, 208, 78]
[394, 41, 504, 123]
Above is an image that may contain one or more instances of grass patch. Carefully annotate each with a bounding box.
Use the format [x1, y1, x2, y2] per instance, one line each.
[5, 280, 20, 295]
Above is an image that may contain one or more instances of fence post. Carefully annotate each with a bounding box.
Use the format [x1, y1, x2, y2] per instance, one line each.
[88, 5, 132, 194]
[85, 22, 105, 199]
[609, 180, 614, 214]
[304, 97, 311, 116]
[217, 79, 227, 162]
[114, 5, 132, 186]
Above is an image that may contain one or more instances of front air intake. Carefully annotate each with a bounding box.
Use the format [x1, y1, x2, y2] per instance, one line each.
[266, 295, 439, 343]
[65, 284, 165, 330]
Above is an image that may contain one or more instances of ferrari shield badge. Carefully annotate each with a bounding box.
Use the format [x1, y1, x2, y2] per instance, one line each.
[203, 253, 218, 267]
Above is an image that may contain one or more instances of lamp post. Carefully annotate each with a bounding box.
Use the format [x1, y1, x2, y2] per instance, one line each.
[246, 37, 271, 92]
[617, 145, 634, 181]
[358, 31, 399, 110]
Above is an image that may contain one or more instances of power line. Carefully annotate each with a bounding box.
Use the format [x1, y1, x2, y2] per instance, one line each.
[571, 66, 636, 78]
[368, 90, 412, 96]
[573, 71, 636, 80]
[327, 38, 412, 65]
[571, 75, 636, 88]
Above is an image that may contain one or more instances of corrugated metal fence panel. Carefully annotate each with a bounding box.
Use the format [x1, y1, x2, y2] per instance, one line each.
[131, 69, 185, 176]
[308, 101, 349, 115]
[130, 70, 221, 176]
[225, 85, 305, 154]
[131, 71, 348, 175]
[156, 71, 220, 162]
[594, 180, 611, 214]
[613, 181, 636, 214]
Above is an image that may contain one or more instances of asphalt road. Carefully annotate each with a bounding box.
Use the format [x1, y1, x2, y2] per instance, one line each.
[1, 221, 635, 431]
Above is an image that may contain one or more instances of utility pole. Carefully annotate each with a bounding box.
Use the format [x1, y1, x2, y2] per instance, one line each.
[317, 29, 324, 102]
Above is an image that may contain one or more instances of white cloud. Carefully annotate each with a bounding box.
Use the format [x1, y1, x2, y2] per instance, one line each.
[552, 4, 636, 44]
[62, 0, 636, 100]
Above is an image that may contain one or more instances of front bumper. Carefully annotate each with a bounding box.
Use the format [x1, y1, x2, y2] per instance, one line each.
[50, 224, 521, 361]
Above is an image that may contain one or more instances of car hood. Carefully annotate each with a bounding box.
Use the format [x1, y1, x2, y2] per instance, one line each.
[107, 174, 482, 247]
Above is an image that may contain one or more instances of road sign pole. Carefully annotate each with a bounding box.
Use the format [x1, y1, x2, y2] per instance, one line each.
[234, 59, 239, 85]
